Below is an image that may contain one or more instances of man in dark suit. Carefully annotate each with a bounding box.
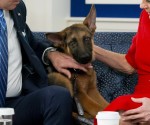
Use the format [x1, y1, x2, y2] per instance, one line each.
[0, 0, 88, 125]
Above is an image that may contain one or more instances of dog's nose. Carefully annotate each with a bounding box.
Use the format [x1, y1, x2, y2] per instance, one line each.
[79, 53, 92, 64]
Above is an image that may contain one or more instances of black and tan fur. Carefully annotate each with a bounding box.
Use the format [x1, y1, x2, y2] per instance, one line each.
[46, 5, 109, 119]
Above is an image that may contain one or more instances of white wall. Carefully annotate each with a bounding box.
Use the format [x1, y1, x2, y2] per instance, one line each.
[24, 0, 70, 32]
[24, 0, 139, 32]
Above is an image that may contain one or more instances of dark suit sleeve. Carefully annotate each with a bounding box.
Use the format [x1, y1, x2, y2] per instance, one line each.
[25, 25, 53, 61]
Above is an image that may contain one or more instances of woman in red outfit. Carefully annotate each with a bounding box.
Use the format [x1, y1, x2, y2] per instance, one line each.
[94, 0, 150, 124]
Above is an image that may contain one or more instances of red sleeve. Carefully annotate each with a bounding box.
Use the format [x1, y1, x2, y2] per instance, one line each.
[125, 10, 146, 69]
[125, 35, 137, 69]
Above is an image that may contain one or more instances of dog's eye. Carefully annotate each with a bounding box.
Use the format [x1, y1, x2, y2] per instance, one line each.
[69, 40, 78, 48]
[84, 37, 91, 42]
[146, 0, 150, 2]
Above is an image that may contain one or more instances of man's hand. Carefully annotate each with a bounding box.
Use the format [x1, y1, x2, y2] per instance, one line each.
[47, 51, 92, 78]
[121, 97, 150, 124]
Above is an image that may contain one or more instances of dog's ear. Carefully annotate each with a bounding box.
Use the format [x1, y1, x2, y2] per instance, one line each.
[46, 32, 64, 47]
[83, 4, 96, 34]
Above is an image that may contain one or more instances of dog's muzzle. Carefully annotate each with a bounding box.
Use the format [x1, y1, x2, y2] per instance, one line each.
[76, 53, 92, 64]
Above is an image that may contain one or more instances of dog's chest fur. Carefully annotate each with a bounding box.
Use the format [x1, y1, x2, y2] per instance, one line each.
[71, 68, 96, 92]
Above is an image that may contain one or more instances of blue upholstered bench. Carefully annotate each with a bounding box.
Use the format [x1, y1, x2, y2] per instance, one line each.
[33, 32, 138, 103]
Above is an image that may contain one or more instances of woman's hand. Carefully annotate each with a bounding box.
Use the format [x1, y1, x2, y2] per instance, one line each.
[47, 51, 92, 78]
[121, 97, 150, 124]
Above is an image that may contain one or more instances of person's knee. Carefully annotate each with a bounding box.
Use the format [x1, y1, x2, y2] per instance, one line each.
[38, 85, 72, 117]
[40, 85, 72, 106]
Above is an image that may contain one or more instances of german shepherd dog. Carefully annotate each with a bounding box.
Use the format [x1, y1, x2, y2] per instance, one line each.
[46, 5, 109, 119]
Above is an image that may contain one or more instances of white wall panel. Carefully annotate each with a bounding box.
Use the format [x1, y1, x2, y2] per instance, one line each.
[24, 0, 70, 32]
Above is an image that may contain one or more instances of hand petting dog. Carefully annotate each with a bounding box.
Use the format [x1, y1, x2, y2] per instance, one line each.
[47, 51, 93, 78]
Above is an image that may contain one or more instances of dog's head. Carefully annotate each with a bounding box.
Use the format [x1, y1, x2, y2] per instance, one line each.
[46, 5, 96, 64]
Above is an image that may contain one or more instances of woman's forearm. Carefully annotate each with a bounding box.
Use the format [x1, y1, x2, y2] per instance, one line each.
[94, 45, 135, 74]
